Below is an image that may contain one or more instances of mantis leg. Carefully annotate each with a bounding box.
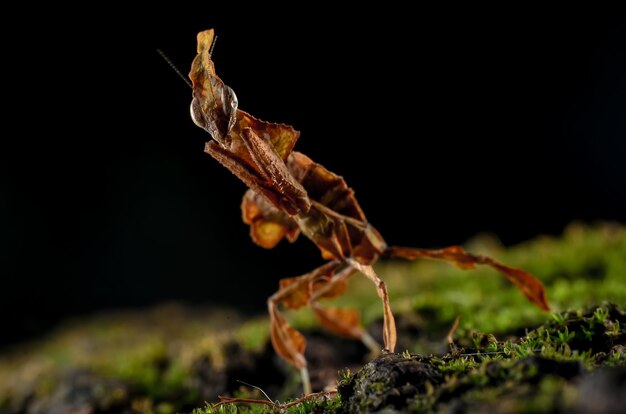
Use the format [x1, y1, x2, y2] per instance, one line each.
[301, 216, 389, 354]
[385, 246, 549, 311]
[205, 141, 276, 201]
[267, 261, 341, 394]
[346, 259, 397, 353]
[205, 139, 309, 216]
[308, 265, 380, 354]
[240, 127, 310, 214]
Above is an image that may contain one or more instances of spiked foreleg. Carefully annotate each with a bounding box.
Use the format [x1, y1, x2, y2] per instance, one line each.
[239, 128, 310, 214]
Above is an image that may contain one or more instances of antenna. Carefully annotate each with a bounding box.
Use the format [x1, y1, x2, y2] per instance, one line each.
[156, 49, 192, 89]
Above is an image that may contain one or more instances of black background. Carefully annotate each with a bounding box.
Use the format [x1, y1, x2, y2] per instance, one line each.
[2, 5, 625, 346]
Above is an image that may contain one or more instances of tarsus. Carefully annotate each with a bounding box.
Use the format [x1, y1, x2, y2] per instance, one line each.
[236, 380, 276, 404]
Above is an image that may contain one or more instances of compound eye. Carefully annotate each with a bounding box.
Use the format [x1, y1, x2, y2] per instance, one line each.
[190, 98, 205, 128]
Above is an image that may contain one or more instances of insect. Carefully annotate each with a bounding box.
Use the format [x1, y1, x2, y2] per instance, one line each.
[189, 29, 549, 394]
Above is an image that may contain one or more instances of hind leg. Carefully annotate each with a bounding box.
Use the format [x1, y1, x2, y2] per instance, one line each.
[385, 246, 549, 311]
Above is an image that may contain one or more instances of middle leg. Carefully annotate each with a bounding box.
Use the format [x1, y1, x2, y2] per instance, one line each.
[268, 260, 341, 394]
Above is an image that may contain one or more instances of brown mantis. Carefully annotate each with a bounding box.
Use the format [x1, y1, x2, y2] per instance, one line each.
[188, 29, 549, 395]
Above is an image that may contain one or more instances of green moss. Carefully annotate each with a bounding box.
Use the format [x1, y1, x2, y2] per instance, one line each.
[234, 317, 270, 353]
[1, 222, 625, 413]
[191, 393, 341, 414]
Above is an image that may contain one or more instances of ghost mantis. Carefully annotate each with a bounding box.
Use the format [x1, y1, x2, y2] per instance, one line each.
[188, 29, 549, 395]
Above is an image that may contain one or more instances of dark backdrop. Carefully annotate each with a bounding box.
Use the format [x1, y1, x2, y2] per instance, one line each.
[2, 5, 625, 346]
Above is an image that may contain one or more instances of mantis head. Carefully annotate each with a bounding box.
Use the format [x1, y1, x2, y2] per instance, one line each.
[189, 29, 238, 147]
